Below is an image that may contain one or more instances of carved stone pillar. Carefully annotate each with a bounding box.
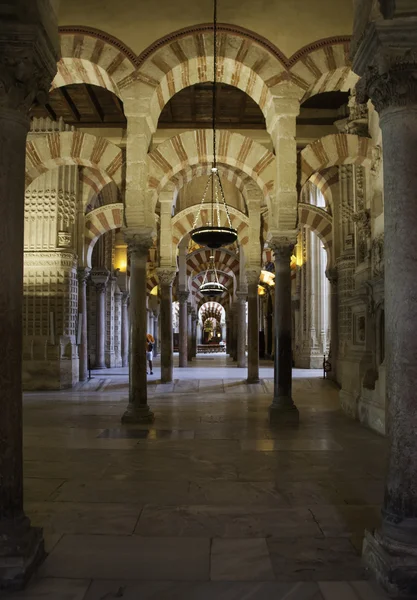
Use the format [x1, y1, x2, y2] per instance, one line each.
[0, 2, 59, 589]
[121, 293, 129, 368]
[178, 291, 188, 368]
[91, 269, 109, 370]
[326, 267, 338, 381]
[236, 292, 247, 368]
[192, 309, 197, 358]
[247, 269, 261, 383]
[269, 243, 299, 423]
[122, 235, 154, 423]
[77, 267, 90, 382]
[353, 15, 417, 596]
[114, 288, 123, 367]
[187, 302, 193, 363]
[157, 268, 177, 383]
[152, 309, 159, 357]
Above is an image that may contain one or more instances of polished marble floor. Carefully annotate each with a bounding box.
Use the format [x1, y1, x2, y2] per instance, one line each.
[9, 355, 390, 599]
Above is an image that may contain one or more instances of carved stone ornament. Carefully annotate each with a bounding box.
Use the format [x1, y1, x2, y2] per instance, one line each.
[91, 268, 110, 290]
[177, 291, 189, 304]
[352, 209, 372, 237]
[356, 50, 417, 114]
[325, 267, 338, 286]
[0, 43, 56, 114]
[77, 267, 91, 285]
[272, 243, 294, 262]
[156, 267, 177, 286]
[57, 231, 72, 248]
[245, 269, 261, 287]
[371, 145, 382, 176]
[371, 233, 384, 277]
[126, 233, 154, 257]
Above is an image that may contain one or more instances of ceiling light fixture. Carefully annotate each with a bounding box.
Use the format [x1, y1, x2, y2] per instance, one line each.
[190, 0, 238, 250]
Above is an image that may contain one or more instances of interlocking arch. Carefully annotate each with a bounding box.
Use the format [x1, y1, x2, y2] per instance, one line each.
[25, 131, 123, 189]
[300, 133, 373, 187]
[148, 130, 274, 204]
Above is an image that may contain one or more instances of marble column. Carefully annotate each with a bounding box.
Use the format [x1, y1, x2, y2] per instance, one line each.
[91, 269, 109, 370]
[121, 292, 129, 368]
[353, 22, 417, 595]
[157, 268, 177, 383]
[114, 288, 123, 367]
[77, 267, 90, 382]
[326, 267, 338, 380]
[187, 303, 193, 363]
[0, 2, 58, 589]
[122, 236, 154, 423]
[192, 310, 197, 357]
[236, 292, 247, 368]
[152, 309, 159, 357]
[247, 270, 261, 383]
[178, 291, 188, 368]
[269, 244, 299, 423]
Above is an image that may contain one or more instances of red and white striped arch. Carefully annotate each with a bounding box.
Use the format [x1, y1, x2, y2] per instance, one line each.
[300, 134, 373, 187]
[84, 203, 124, 267]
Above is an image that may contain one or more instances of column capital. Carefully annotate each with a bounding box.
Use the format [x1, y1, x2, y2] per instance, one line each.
[178, 290, 189, 304]
[77, 266, 91, 285]
[236, 290, 248, 302]
[0, 13, 59, 116]
[352, 19, 417, 113]
[325, 266, 338, 286]
[156, 267, 177, 286]
[124, 228, 154, 256]
[91, 268, 110, 290]
[245, 268, 261, 286]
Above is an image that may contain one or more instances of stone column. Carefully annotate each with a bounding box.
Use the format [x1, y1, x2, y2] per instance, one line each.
[192, 311, 198, 357]
[114, 288, 123, 367]
[77, 267, 90, 382]
[269, 243, 299, 423]
[0, 1, 58, 589]
[247, 269, 261, 383]
[121, 292, 129, 368]
[157, 268, 177, 383]
[91, 269, 109, 370]
[326, 267, 338, 380]
[236, 292, 247, 368]
[352, 18, 417, 595]
[122, 235, 154, 423]
[187, 303, 193, 363]
[152, 309, 159, 357]
[178, 291, 188, 367]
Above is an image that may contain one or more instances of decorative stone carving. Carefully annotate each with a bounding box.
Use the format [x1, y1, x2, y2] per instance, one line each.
[371, 234, 384, 277]
[177, 291, 189, 304]
[91, 269, 110, 290]
[57, 231, 72, 248]
[371, 145, 382, 177]
[125, 230, 154, 257]
[356, 51, 417, 113]
[77, 267, 90, 285]
[245, 269, 261, 286]
[156, 267, 177, 287]
[325, 267, 338, 286]
[352, 209, 371, 237]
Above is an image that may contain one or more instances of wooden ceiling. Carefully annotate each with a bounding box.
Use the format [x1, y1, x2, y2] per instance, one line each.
[31, 84, 349, 130]
[159, 83, 266, 129]
[31, 83, 127, 128]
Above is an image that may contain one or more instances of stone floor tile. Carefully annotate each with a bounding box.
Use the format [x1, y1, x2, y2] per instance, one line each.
[188, 481, 287, 506]
[309, 505, 381, 537]
[83, 580, 324, 599]
[240, 439, 343, 452]
[267, 537, 368, 582]
[210, 538, 275, 581]
[349, 580, 390, 599]
[39, 535, 210, 580]
[23, 477, 66, 501]
[319, 581, 358, 600]
[50, 479, 191, 504]
[25, 501, 142, 535]
[135, 505, 321, 537]
[2, 577, 91, 599]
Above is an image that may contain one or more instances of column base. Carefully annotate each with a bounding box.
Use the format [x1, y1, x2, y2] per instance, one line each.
[247, 377, 260, 384]
[0, 516, 45, 591]
[363, 529, 417, 599]
[121, 402, 155, 424]
[269, 399, 299, 424]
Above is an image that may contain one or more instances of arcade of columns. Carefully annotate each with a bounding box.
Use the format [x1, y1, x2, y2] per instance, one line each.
[1, 0, 417, 596]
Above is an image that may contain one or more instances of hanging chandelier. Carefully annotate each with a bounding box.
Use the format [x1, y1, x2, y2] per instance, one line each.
[199, 255, 227, 297]
[190, 0, 238, 250]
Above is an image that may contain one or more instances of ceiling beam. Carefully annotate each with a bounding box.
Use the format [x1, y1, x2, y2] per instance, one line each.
[45, 103, 57, 121]
[85, 84, 104, 123]
[59, 87, 81, 122]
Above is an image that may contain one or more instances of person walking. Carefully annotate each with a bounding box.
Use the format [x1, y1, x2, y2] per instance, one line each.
[146, 333, 154, 375]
